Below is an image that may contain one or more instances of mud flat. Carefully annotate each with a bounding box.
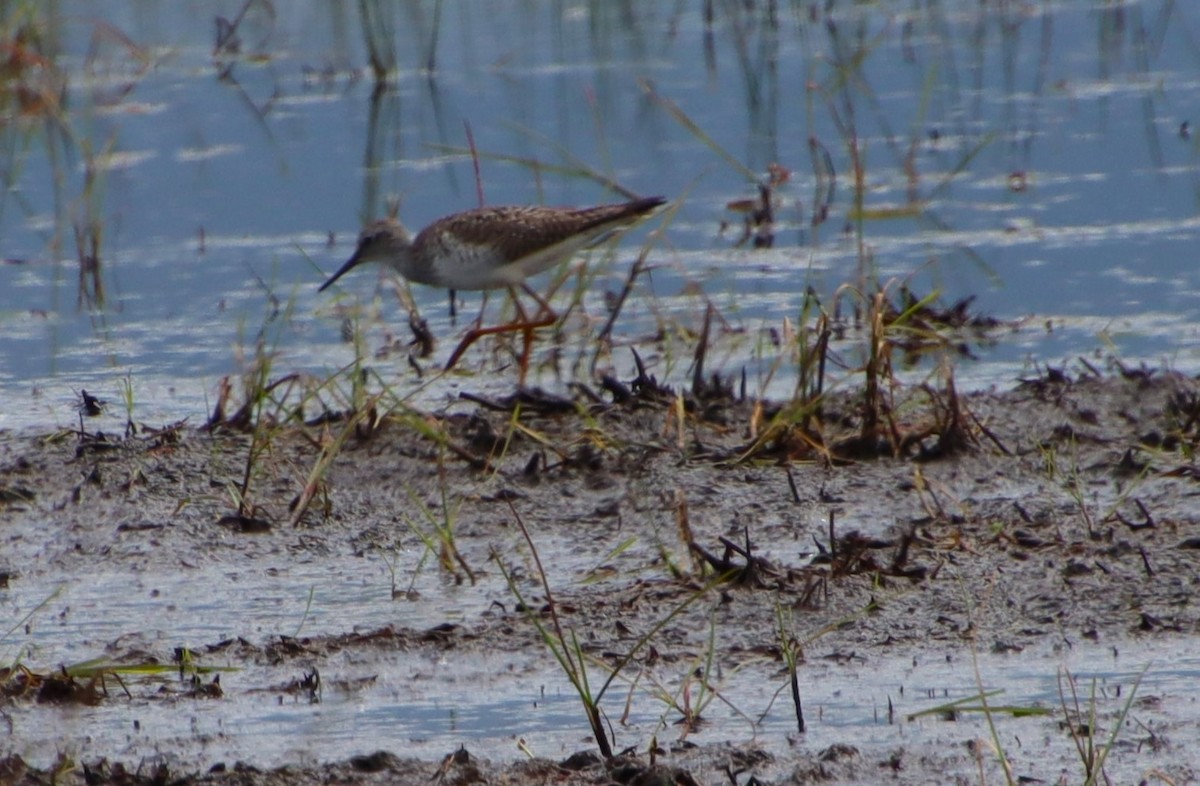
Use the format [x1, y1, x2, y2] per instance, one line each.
[2, 366, 1199, 785]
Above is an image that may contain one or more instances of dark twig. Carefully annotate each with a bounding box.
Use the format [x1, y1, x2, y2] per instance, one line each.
[790, 663, 805, 733]
[785, 464, 802, 504]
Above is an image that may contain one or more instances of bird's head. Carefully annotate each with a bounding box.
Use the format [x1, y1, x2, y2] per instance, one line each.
[318, 218, 413, 292]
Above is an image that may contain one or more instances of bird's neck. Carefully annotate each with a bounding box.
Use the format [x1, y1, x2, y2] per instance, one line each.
[390, 238, 442, 286]
[387, 241, 419, 279]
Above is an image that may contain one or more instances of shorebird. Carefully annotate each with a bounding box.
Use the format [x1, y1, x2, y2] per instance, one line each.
[319, 196, 666, 374]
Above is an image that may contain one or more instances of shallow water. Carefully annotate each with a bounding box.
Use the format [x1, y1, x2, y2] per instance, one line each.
[8, 550, 1197, 781]
[4, 3, 1200, 780]
[5, 468, 1198, 777]
[3, 1, 1200, 430]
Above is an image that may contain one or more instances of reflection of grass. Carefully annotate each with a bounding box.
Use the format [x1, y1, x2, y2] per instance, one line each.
[358, 0, 397, 82]
[1, 10, 151, 312]
[359, 0, 443, 81]
[72, 137, 110, 309]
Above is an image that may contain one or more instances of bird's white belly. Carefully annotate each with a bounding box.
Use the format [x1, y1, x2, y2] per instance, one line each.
[433, 240, 578, 290]
[432, 246, 517, 289]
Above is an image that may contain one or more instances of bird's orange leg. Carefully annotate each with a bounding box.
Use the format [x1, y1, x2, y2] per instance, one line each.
[443, 285, 558, 380]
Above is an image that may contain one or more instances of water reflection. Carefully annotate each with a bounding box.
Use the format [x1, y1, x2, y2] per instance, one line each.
[1, 1, 1198, 428]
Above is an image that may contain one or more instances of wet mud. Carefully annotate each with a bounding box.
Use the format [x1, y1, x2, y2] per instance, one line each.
[2, 366, 1199, 784]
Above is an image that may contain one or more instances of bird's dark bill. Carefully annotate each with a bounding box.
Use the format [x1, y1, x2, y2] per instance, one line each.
[317, 247, 365, 292]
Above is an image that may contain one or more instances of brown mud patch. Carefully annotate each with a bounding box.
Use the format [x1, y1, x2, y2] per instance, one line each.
[2, 367, 1199, 784]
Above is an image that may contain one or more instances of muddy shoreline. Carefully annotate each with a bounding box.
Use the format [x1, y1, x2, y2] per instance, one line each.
[2, 366, 1199, 784]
